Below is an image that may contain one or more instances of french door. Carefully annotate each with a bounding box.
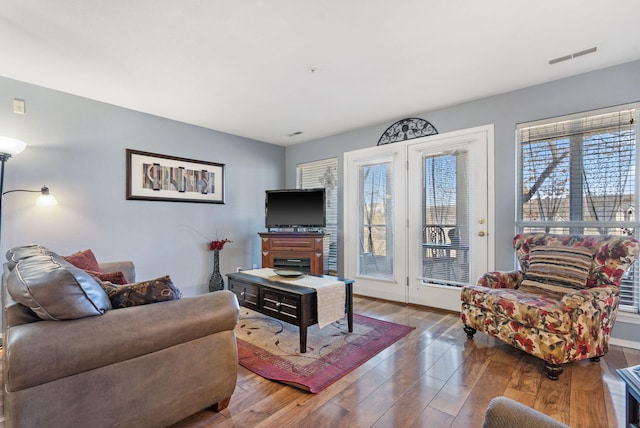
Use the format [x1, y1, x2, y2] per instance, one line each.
[344, 146, 407, 302]
[344, 125, 494, 310]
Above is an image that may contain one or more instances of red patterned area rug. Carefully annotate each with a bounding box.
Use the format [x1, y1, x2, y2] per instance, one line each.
[235, 308, 415, 393]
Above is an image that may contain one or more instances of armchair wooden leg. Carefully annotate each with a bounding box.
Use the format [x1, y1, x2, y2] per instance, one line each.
[210, 397, 231, 412]
[544, 362, 563, 380]
[463, 325, 477, 339]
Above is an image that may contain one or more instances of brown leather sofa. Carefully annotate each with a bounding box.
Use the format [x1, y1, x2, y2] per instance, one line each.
[483, 396, 569, 428]
[2, 245, 240, 428]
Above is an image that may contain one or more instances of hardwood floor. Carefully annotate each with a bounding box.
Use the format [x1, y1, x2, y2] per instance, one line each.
[2, 296, 636, 427]
[168, 295, 639, 428]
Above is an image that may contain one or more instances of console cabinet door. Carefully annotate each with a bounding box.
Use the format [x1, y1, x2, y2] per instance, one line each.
[228, 279, 259, 309]
[262, 288, 300, 322]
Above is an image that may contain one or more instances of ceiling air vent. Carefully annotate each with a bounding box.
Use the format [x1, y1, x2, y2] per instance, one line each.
[549, 46, 597, 65]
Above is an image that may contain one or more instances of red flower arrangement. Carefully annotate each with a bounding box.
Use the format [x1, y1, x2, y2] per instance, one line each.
[209, 239, 232, 251]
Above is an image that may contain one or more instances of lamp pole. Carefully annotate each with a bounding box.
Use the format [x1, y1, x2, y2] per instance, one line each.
[0, 153, 12, 249]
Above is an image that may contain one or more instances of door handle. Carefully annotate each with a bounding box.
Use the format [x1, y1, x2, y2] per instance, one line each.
[478, 231, 486, 237]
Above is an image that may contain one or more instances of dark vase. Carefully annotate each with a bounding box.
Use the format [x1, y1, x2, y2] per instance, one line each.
[208, 249, 225, 292]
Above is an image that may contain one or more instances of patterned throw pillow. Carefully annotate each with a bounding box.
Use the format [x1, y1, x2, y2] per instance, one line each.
[100, 275, 182, 309]
[521, 245, 595, 294]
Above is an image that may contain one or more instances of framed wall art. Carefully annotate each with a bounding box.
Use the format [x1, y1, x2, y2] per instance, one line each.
[126, 149, 225, 204]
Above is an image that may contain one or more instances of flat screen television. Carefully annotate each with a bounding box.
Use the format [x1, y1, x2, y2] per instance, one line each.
[265, 188, 326, 230]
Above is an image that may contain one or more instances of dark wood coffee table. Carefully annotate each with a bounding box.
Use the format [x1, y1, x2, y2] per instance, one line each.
[226, 271, 353, 353]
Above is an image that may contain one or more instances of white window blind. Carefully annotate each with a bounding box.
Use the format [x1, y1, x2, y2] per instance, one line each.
[296, 158, 338, 274]
[517, 104, 639, 311]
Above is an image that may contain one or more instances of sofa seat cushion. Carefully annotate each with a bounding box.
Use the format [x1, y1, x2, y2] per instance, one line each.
[7, 255, 111, 320]
[461, 284, 571, 334]
[4, 290, 239, 392]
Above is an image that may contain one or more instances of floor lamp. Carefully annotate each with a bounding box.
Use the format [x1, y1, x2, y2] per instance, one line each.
[0, 135, 58, 254]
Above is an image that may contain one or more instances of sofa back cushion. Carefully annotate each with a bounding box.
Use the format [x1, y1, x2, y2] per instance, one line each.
[7, 255, 111, 320]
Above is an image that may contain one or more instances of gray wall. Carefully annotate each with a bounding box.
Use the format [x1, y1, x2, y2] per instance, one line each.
[285, 59, 640, 344]
[0, 76, 285, 297]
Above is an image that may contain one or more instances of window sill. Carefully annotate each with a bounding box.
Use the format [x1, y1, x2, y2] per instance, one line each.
[617, 311, 640, 325]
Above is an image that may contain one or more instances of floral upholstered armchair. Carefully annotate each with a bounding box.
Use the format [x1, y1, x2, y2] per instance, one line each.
[461, 233, 640, 380]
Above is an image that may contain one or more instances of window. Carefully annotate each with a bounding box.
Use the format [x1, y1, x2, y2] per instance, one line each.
[296, 158, 338, 274]
[517, 104, 639, 312]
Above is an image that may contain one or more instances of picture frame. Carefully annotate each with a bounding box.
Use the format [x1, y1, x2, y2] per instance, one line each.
[126, 149, 225, 204]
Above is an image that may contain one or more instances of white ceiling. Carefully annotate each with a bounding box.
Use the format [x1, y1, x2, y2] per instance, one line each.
[1, 1, 639, 146]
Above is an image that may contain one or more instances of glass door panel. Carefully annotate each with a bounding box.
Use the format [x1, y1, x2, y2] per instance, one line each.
[344, 148, 406, 302]
[422, 151, 470, 285]
[359, 161, 394, 278]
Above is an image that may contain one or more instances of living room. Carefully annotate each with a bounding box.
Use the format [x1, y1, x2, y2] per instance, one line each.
[2, 2, 640, 427]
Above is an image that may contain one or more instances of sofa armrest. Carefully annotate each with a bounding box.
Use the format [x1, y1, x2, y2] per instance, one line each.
[476, 270, 524, 289]
[99, 261, 135, 282]
[561, 286, 620, 341]
[5, 290, 239, 392]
